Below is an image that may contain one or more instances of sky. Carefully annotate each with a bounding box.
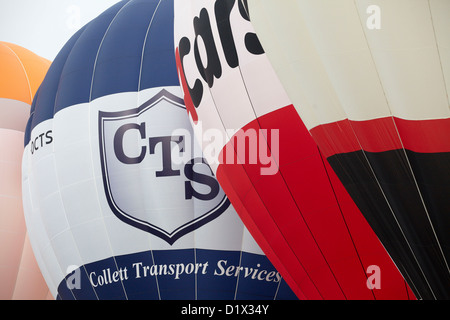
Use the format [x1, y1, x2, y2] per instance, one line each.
[0, 0, 122, 61]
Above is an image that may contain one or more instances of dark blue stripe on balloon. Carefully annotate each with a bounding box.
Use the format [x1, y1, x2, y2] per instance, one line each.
[25, 25, 87, 146]
[91, 0, 179, 100]
[153, 249, 197, 300]
[115, 251, 160, 300]
[90, 0, 160, 100]
[140, 0, 179, 90]
[236, 252, 284, 300]
[196, 250, 241, 300]
[54, 1, 131, 113]
[56, 248, 297, 300]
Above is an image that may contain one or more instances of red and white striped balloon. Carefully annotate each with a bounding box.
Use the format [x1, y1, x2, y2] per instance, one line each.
[173, 0, 419, 300]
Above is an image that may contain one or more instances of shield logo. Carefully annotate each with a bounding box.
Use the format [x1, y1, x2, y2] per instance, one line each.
[98, 89, 229, 245]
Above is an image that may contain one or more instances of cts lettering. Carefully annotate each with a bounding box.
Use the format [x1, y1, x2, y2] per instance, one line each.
[30, 130, 53, 154]
[113, 122, 219, 201]
[178, 0, 264, 109]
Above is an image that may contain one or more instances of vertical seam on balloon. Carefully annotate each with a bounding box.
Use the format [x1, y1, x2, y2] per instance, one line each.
[136, 0, 164, 301]
[225, 87, 322, 297]
[208, 63, 306, 299]
[21, 163, 55, 297]
[88, 1, 131, 102]
[2, 43, 33, 104]
[206, 54, 313, 298]
[243, 2, 339, 299]
[194, 247, 198, 300]
[48, 152, 93, 299]
[352, 0, 431, 299]
[29, 103, 86, 300]
[354, 0, 447, 297]
[23, 133, 61, 298]
[237, 67, 344, 300]
[428, 0, 450, 111]
[150, 250, 162, 300]
[137, 0, 162, 93]
[186, 0, 200, 300]
[404, 277, 412, 300]
[233, 226, 246, 300]
[235, 2, 339, 297]
[425, 0, 450, 277]
[53, 25, 87, 121]
[191, 154, 199, 299]
[181, 1, 254, 301]
[273, 273, 281, 300]
[317, 144, 377, 300]
[87, 0, 134, 300]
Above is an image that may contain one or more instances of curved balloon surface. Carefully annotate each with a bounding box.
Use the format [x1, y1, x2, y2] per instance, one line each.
[0, 41, 51, 299]
[22, 0, 296, 300]
[173, 0, 416, 299]
[242, 0, 450, 300]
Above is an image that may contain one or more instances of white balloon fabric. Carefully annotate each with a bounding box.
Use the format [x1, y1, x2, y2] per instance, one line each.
[22, 0, 296, 300]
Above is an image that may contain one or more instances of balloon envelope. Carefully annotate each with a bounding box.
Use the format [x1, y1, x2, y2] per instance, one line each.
[22, 0, 296, 300]
[173, 0, 416, 299]
[244, 0, 450, 300]
[0, 41, 51, 299]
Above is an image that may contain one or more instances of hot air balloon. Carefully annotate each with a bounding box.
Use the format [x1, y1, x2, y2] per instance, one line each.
[237, 0, 450, 300]
[22, 0, 296, 300]
[0, 41, 52, 299]
[173, 0, 417, 299]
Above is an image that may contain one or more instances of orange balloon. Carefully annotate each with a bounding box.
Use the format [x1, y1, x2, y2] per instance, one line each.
[0, 41, 52, 299]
